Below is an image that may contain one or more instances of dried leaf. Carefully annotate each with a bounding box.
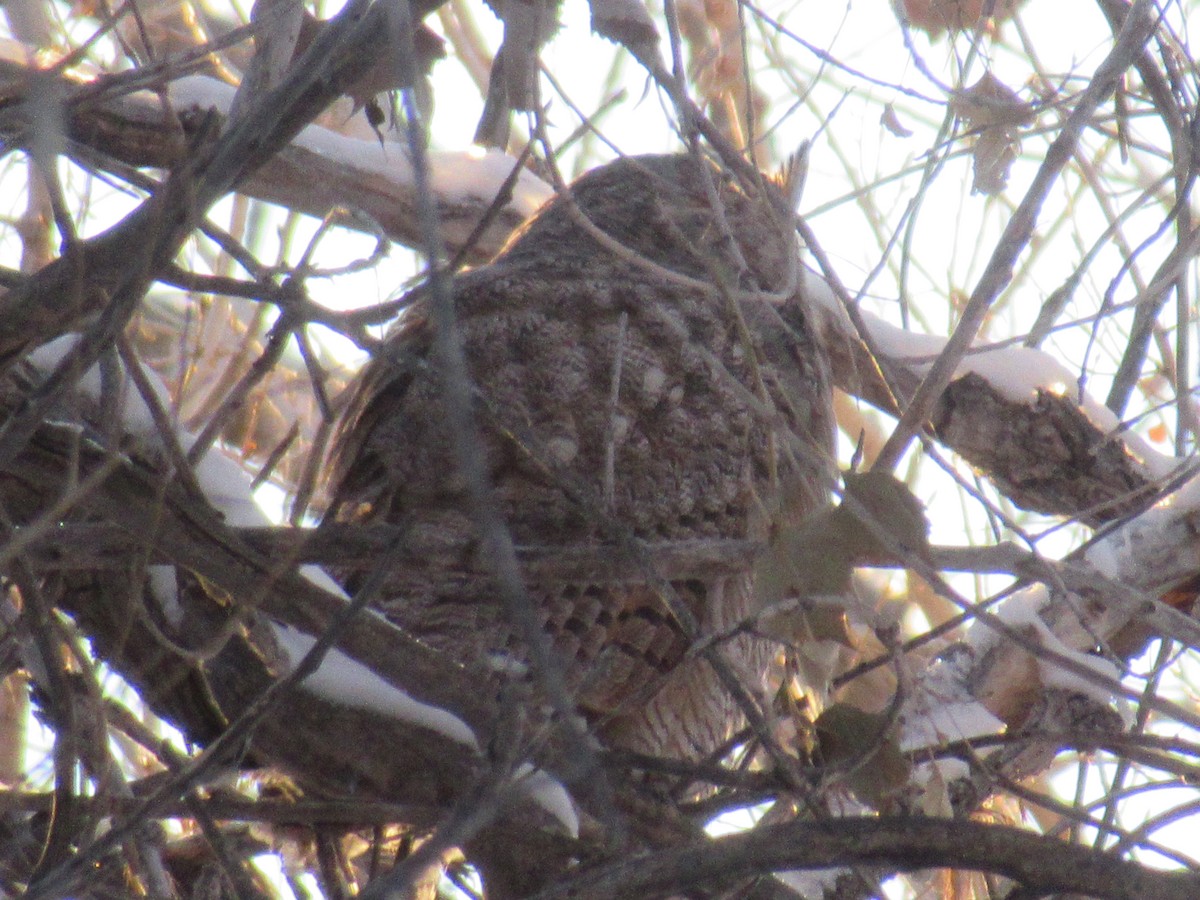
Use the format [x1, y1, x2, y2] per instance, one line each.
[703, 0, 738, 33]
[918, 760, 955, 817]
[893, 0, 1026, 37]
[293, 12, 446, 112]
[840, 469, 931, 561]
[881, 102, 914, 138]
[753, 505, 855, 608]
[760, 602, 854, 650]
[497, 0, 558, 112]
[475, 0, 559, 145]
[752, 472, 928, 619]
[815, 703, 912, 807]
[591, 0, 659, 48]
[951, 73, 1034, 195]
[790, 632, 851, 687]
[951, 73, 1034, 129]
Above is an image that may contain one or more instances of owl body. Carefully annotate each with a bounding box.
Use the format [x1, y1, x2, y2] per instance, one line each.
[328, 154, 834, 760]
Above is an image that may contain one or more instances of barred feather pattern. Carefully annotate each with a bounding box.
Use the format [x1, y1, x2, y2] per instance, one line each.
[326, 153, 835, 761]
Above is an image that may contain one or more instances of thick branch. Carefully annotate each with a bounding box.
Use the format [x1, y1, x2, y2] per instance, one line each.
[2, 425, 496, 744]
[804, 281, 1165, 527]
[530, 817, 1200, 900]
[17, 521, 759, 581]
[0, 59, 545, 264]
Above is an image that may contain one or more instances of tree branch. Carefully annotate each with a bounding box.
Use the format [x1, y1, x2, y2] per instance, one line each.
[530, 816, 1200, 900]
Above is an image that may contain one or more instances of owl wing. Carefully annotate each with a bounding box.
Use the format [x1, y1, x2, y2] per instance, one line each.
[322, 271, 786, 758]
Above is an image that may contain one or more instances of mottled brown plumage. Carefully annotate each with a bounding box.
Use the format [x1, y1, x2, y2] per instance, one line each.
[326, 153, 834, 761]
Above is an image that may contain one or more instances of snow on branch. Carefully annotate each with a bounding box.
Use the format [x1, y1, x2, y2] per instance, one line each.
[0, 58, 551, 262]
[165, 75, 552, 254]
[532, 816, 1200, 900]
[22, 335, 483, 750]
[18, 334, 590, 836]
[795, 264, 1200, 826]
[961, 467, 1200, 723]
[800, 267, 1180, 525]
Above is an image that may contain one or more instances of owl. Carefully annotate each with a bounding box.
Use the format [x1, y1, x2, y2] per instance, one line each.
[326, 152, 834, 766]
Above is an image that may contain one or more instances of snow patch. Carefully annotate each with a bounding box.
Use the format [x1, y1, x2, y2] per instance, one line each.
[897, 646, 1007, 795]
[513, 763, 580, 838]
[798, 265, 842, 317]
[902, 657, 1005, 757]
[192, 450, 273, 527]
[854, 314, 945, 365]
[775, 867, 845, 898]
[989, 585, 1048, 631]
[26, 335, 162, 438]
[1030, 619, 1127, 720]
[429, 146, 554, 218]
[273, 624, 480, 749]
[901, 699, 1005, 753]
[166, 76, 552, 218]
[1082, 537, 1120, 580]
[1084, 469, 1200, 584]
[958, 345, 1074, 404]
[26, 335, 482, 748]
[147, 565, 183, 626]
[27, 334, 282, 530]
[1145, 467, 1200, 515]
[299, 563, 347, 598]
[802, 271, 1179, 479]
[973, 586, 1124, 714]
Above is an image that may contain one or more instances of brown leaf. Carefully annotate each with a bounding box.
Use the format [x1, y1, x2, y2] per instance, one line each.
[815, 703, 912, 807]
[591, 0, 659, 48]
[752, 472, 928, 618]
[881, 102, 914, 138]
[753, 505, 856, 607]
[293, 12, 446, 112]
[760, 602, 854, 650]
[951, 73, 1034, 195]
[893, 0, 1026, 37]
[840, 469, 931, 561]
[951, 73, 1034, 130]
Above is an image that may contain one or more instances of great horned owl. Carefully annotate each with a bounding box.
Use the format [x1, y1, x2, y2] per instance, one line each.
[326, 152, 834, 763]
